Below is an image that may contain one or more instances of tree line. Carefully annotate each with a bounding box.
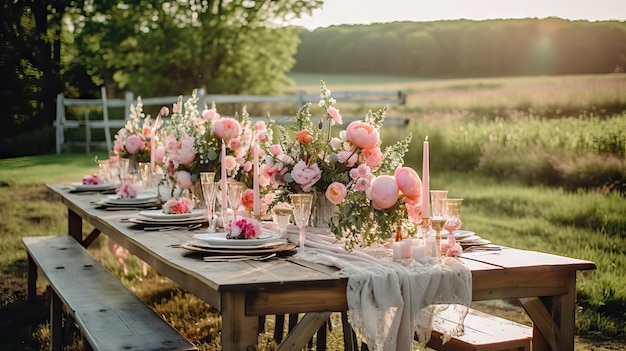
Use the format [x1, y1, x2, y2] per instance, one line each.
[293, 18, 626, 77]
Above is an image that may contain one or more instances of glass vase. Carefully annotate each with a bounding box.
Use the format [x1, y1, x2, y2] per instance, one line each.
[311, 192, 336, 229]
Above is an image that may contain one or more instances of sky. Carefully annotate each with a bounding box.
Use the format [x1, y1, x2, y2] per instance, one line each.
[290, 0, 626, 29]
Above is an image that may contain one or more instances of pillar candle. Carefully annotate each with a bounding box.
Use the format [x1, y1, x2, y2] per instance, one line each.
[221, 141, 228, 218]
[421, 136, 430, 218]
[253, 141, 260, 215]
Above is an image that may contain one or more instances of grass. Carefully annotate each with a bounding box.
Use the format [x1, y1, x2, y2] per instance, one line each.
[2, 73, 626, 350]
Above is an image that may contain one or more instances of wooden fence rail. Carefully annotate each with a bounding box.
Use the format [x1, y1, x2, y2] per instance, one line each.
[55, 87, 407, 154]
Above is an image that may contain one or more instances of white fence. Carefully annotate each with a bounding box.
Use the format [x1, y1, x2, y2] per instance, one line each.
[55, 87, 407, 154]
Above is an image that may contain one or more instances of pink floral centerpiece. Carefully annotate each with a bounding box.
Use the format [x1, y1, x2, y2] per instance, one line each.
[82, 173, 104, 185]
[162, 197, 194, 214]
[262, 81, 418, 250]
[225, 217, 262, 240]
[116, 183, 140, 199]
[113, 97, 159, 163]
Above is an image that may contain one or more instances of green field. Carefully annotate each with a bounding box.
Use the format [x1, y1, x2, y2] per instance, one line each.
[1, 73, 625, 350]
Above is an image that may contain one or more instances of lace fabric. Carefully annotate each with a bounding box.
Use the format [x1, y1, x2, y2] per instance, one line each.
[284, 226, 472, 351]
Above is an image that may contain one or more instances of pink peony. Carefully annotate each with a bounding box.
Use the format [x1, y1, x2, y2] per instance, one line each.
[125, 135, 144, 154]
[212, 117, 241, 141]
[154, 145, 166, 163]
[327, 106, 343, 125]
[346, 121, 379, 150]
[326, 182, 347, 205]
[361, 147, 383, 168]
[172, 136, 196, 167]
[116, 183, 140, 199]
[173, 170, 193, 189]
[291, 161, 322, 192]
[394, 167, 422, 199]
[368, 175, 399, 210]
[202, 108, 220, 121]
[162, 197, 194, 214]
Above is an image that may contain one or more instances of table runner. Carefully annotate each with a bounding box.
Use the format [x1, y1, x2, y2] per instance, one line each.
[281, 226, 471, 351]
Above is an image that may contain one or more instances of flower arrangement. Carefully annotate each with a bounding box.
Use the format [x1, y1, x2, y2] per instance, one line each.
[262, 81, 417, 250]
[82, 173, 104, 185]
[116, 183, 140, 199]
[160, 90, 273, 196]
[113, 97, 158, 162]
[225, 217, 262, 240]
[162, 197, 194, 214]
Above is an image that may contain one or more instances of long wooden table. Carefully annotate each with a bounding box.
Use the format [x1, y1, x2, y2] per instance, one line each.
[46, 184, 596, 351]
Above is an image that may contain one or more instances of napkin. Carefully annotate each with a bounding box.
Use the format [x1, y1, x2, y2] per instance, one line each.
[285, 226, 471, 351]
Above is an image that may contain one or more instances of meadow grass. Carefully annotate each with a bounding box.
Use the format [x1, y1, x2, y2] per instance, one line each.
[2, 73, 626, 349]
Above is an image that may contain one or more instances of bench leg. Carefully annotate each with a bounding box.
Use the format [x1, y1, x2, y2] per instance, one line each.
[50, 291, 63, 351]
[27, 254, 37, 303]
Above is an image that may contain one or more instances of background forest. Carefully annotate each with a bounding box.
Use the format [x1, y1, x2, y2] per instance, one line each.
[1, 1, 626, 157]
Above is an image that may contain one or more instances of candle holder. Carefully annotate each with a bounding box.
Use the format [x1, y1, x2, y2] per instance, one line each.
[430, 217, 447, 258]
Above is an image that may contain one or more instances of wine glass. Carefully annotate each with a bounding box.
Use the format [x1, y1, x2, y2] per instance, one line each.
[443, 198, 463, 234]
[200, 172, 219, 232]
[227, 182, 246, 222]
[430, 190, 449, 218]
[430, 217, 447, 258]
[289, 193, 313, 252]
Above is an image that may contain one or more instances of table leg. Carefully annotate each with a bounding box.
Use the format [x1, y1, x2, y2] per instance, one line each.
[68, 208, 82, 243]
[221, 291, 259, 351]
[520, 271, 577, 351]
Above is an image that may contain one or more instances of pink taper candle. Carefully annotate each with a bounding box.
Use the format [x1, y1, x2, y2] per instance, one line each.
[221, 141, 228, 218]
[421, 136, 430, 218]
[253, 141, 260, 215]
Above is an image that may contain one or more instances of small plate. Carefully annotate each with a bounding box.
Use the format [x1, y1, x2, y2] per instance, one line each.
[127, 217, 207, 226]
[181, 241, 295, 254]
[138, 208, 206, 219]
[193, 231, 284, 247]
[459, 235, 492, 247]
[103, 192, 159, 205]
[71, 182, 115, 191]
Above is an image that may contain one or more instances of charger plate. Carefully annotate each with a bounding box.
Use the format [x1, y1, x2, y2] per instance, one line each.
[179, 241, 296, 255]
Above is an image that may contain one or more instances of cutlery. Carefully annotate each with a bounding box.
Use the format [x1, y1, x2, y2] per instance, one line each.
[203, 253, 276, 262]
[144, 223, 203, 232]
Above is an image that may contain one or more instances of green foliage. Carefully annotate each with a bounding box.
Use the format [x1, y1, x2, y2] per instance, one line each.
[68, 0, 322, 96]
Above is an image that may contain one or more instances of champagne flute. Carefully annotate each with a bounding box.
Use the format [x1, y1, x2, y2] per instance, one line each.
[227, 182, 246, 223]
[200, 172, 219, 232]
[290, 193, 313, 252]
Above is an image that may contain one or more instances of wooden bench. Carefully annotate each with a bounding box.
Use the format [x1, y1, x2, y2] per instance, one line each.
[23, 235, 197, 351]
[427, 308, 533, 351]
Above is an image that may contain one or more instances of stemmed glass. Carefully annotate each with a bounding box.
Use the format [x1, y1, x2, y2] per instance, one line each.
[200, 172, 219, 231]
[227, 182, 246, 222]
[289, 193, 313, 252]
[430, 190, 449, 218]
[443, 198, 464, 234]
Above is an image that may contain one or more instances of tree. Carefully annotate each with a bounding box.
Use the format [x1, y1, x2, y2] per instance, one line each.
[68, 0, 323, 97]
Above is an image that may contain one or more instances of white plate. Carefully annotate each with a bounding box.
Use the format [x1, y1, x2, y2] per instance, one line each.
[128, 217, 207, 226]
[138, 208, 206, 219]
[441, 230, 475, 240]
[193, 231, 284, 247]
[103, 192, 159, 205]
[181, 241, 295, 253]
[71, 182, 115, 191]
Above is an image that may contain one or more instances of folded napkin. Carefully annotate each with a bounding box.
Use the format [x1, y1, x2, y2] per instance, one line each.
[284, 226, 471, 351]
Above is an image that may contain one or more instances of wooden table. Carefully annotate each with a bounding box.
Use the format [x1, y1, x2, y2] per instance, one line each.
[47, 184, 596, 351]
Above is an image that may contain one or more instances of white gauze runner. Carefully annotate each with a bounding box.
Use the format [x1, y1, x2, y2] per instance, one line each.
[280, 225, 471, 351]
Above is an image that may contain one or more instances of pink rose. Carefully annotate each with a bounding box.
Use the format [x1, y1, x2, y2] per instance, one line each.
[82, 173, 103, 185]
[173, 170, 193, 189]
[325, 182, 347, 205]
[125, 135, 144, 154]
[226, 217, 262, 239]
[212, 117, 241, 141]
[202, 108, 220, 121]
[172, 136, 196, 167]
[241, 189, 254, 211]
[242, 161, 252, 172]
[361, 147, 383, 168]
[154, 146, 166, 163]
[327, 106, 343, 125]
[291, 161, 321, 192]
[223, 155, 237, 172]
[394, 167, 421, 199]
[269, 144, 283, 156]
[346, 121, 379, 150]
[368, 175, 399, 210]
